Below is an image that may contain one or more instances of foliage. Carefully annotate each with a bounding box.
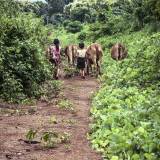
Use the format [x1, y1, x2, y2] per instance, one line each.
[18, 1, 47, 16]
[49, 115, 58, 124]
[111, 0, 160, 31]
[67, 2, 91, 22]
[64, 0, 110, 23]
[25, 129, 71, 148]
[49, 13, 65, 25]
[63, 0, 160, 37]
[1, 0, 160, 158]
[0, 0, 20, 17]
[51, 1, 160, 158]
[58, 99, 74, 111]
[78, 32, 87, 41]
[41, 131, 59, 148]
[89, 31, 160, 159]
[65, 21, 83, 33]
[50, 26, 78, 48]
[0, 14, 52, 103]
[0, 0, 58, 103]
[46, 0, 65, 15]
[26, 129, 37, 142]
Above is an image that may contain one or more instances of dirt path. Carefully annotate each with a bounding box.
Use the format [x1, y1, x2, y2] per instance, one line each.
[0, 77, 102, 160]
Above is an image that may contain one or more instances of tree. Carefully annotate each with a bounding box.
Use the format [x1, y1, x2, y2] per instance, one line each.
[0, 0, 52, 103]
[46, 0, 65, 15]
[18, 1, 47, 17]
[146, 0, 160, 21]
[0, 0, 20, 17]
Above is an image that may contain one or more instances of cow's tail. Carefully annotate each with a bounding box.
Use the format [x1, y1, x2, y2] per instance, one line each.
[118, 43, 124, 60]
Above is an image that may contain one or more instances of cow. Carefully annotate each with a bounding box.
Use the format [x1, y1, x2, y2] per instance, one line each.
[64, 44, 78, 66]
[111, 43, 128, 61]
[86, 43, 103, 76]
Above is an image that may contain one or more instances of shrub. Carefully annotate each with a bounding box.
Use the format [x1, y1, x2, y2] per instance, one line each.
[78, 32, 86, 41]
[0, 11, 53, 103]
[63, 19, 71, 27]
[50, 13, 65, 25]
[65, 21, 83, 33]
[90, 31, 160, 159]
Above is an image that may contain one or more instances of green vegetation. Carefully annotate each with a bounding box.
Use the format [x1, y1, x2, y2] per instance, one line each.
[65, 21, 83, 33]
[41, 131, 60, 148]
[58, 99, 74, 111]
[90, 31, 160, 159]
[26, 129, 71, 148]
[26, 129, 38, 142]
[0, 0, 61, 103]
[1, 0, 160, 159]
[50, 0, 159, 159]
[49, 115, 58, 124]
[73, 0, 160, 159]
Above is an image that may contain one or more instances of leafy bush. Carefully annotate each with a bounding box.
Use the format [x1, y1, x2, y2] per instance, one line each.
[90, 31, 160, 159]
[78, 32, 86, 41]
[63, 19, 71, 27]
[0, 1, 53, 103]
[58, 99, 74, 111]
[65, 21, 83, 33]
[50, 13, 65, 25]
[64, 0, 110, 23]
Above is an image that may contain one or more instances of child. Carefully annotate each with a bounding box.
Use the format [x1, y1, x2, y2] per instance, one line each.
[77, 42, 87, 79]
[48, 39, 61, 79]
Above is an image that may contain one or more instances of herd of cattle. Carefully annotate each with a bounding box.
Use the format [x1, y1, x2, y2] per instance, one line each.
[63, 43, 128, 76]
[64, 43, 103, 76]
[46, 42, 128, 76]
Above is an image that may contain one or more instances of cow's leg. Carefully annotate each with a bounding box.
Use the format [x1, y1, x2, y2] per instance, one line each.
[66, 48, 71, 65]
[68, 47, 73, 66]
[74, 57, 77, 66]
[95, 64, 99, 77]
[86, 61, 90, 75]
[69, 55, 73, 66]
[96, 61, 100, 75]
[90, 64, 93, 75]
[67, 56, 70, 64]
[72, 54, 75, 66]
[87, 59, 92, 76]
[97, 57, 102, 75]
[95, 60, 102, 77]
[98, 63, 102, 75]
[99, 65, 102, 75]
[92, 56, 98, 77]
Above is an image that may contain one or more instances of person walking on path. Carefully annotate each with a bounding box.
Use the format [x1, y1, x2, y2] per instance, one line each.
[48, 39, 61, 79]
[77, 42, 87, 79]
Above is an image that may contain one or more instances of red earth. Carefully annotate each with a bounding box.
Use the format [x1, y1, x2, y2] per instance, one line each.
[0, 76, 102, 160]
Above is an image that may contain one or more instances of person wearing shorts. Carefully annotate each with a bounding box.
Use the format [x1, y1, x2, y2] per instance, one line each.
[77, 42, 87, 79]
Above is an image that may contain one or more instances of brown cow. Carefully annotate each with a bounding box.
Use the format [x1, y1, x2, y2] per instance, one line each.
[64, 45, 78, 66]
[111, 43, 128, 61]
[86, 43, 103, 76]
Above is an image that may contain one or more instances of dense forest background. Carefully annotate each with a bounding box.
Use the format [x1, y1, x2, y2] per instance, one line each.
[1, 0, 160, 159]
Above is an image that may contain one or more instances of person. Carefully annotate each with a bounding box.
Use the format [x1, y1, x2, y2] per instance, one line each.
[48, 38, 61, 79]
[77, 42, 87, 79]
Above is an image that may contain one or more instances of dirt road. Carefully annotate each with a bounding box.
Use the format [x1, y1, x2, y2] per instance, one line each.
[0, 77, 101, 160]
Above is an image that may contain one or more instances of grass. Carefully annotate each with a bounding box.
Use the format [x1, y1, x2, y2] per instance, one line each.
[49, 115, 58, 124]
[26, 129, 71, 148]
[58, 99, 74, 111]
[51, 27, 79, 48]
